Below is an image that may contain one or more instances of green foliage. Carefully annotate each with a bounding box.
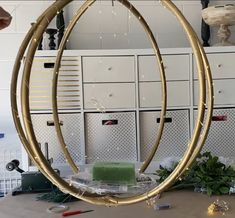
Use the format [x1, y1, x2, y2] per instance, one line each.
[156, 152, 235, 196]
[36, 188, 80, 203]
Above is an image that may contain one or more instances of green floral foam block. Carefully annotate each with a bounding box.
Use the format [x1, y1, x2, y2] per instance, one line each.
[92, 162, 136, 185]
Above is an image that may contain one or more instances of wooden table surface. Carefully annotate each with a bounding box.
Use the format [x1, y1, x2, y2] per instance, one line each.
[0, 190, 234, 218]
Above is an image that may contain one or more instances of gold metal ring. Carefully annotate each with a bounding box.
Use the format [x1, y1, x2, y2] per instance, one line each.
[52, 0, 167, 174]
[11, 0, 213, 206]
[161, 1, 213, 175]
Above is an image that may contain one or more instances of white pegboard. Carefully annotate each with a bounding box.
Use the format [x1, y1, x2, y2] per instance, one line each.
[85, 112, 137, 163]
[140, 110, 190, 162]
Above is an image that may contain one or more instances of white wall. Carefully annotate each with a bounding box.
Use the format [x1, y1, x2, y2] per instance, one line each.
[0, 0, 235, 152]
[66, 0, 235, 49]
[1, 0, 235, 54]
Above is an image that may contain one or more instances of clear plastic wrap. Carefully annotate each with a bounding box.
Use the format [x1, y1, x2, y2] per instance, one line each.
[68, 171, 156, 196]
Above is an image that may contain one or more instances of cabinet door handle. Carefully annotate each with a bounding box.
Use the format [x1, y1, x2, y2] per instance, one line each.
[156, 117, 172, 123]
[212, 115, 227, 122]
[47, 121, 64, 126]
[102, 120, 118, 125]
[44, 62, 55, 68]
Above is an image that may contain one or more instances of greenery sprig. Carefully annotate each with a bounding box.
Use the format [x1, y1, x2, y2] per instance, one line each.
[156, 152, 235, 196]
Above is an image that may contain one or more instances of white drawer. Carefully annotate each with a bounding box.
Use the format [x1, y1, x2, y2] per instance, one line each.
[31, 57, 56, 74]
[194, 108, 235, 158]
[31, 113, 83, 166]
[138, 55, 189, 81]
[85, 112, 137, 163]
[83, 56, 135, 82]
[84, 83, 136, 109]
[140, 110, 189, 161]
[194, 53, 235, 79]
[30, 57, 81, 110]
[194, 79, 235, 105]
[139, 81, 190, 108]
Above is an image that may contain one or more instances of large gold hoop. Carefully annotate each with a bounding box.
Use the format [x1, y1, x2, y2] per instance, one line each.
[52, 0, 167, 174]
[10, 0, 213, 206]
[161, 1, 214, 179]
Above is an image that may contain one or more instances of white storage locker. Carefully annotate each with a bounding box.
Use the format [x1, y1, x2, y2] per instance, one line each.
[194, 108, 235, 158]
[85, 112, 137, 163]
[140, 110, 190, 162]
[31, 113, 83, 167]
[138, 54, 190, 81]
[82, 56, 135, 82]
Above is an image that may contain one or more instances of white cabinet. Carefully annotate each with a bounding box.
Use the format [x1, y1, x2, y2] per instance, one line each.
[22, 47, 235, 169]
[139, 54, 190, 108]
[193, 52, 235, 106]
[83, 56, 136, 110]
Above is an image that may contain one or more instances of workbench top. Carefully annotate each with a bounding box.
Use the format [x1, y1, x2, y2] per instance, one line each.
[0, 190, 234, 218]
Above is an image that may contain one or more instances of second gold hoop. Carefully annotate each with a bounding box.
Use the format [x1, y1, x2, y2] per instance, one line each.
[10, 0, 213, 206]
[52, 0, 167, 174]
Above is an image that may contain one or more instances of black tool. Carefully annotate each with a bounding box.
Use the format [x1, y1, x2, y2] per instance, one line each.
[6, 159, 24, 173]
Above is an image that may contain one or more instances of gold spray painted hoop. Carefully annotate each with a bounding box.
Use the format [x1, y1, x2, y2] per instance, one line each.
[52, 0, 213, 174]
[52, 0, 167, 174]
[161, 1, 214, 179]
[11, 0, 213, 206]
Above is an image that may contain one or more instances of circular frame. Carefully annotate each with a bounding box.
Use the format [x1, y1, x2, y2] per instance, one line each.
[52, 0, 167, 174]
[10, 0, 213, 206]
[161, 1, 214, 179]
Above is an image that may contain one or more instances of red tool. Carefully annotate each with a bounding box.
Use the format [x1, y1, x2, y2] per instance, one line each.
[62, 210, 94, 217]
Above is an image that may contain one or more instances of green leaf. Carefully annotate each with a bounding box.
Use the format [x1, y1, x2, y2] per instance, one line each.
[155, 152, 235, 196]
[219, 186, 230, 194]
[207, 187, 213, 196]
